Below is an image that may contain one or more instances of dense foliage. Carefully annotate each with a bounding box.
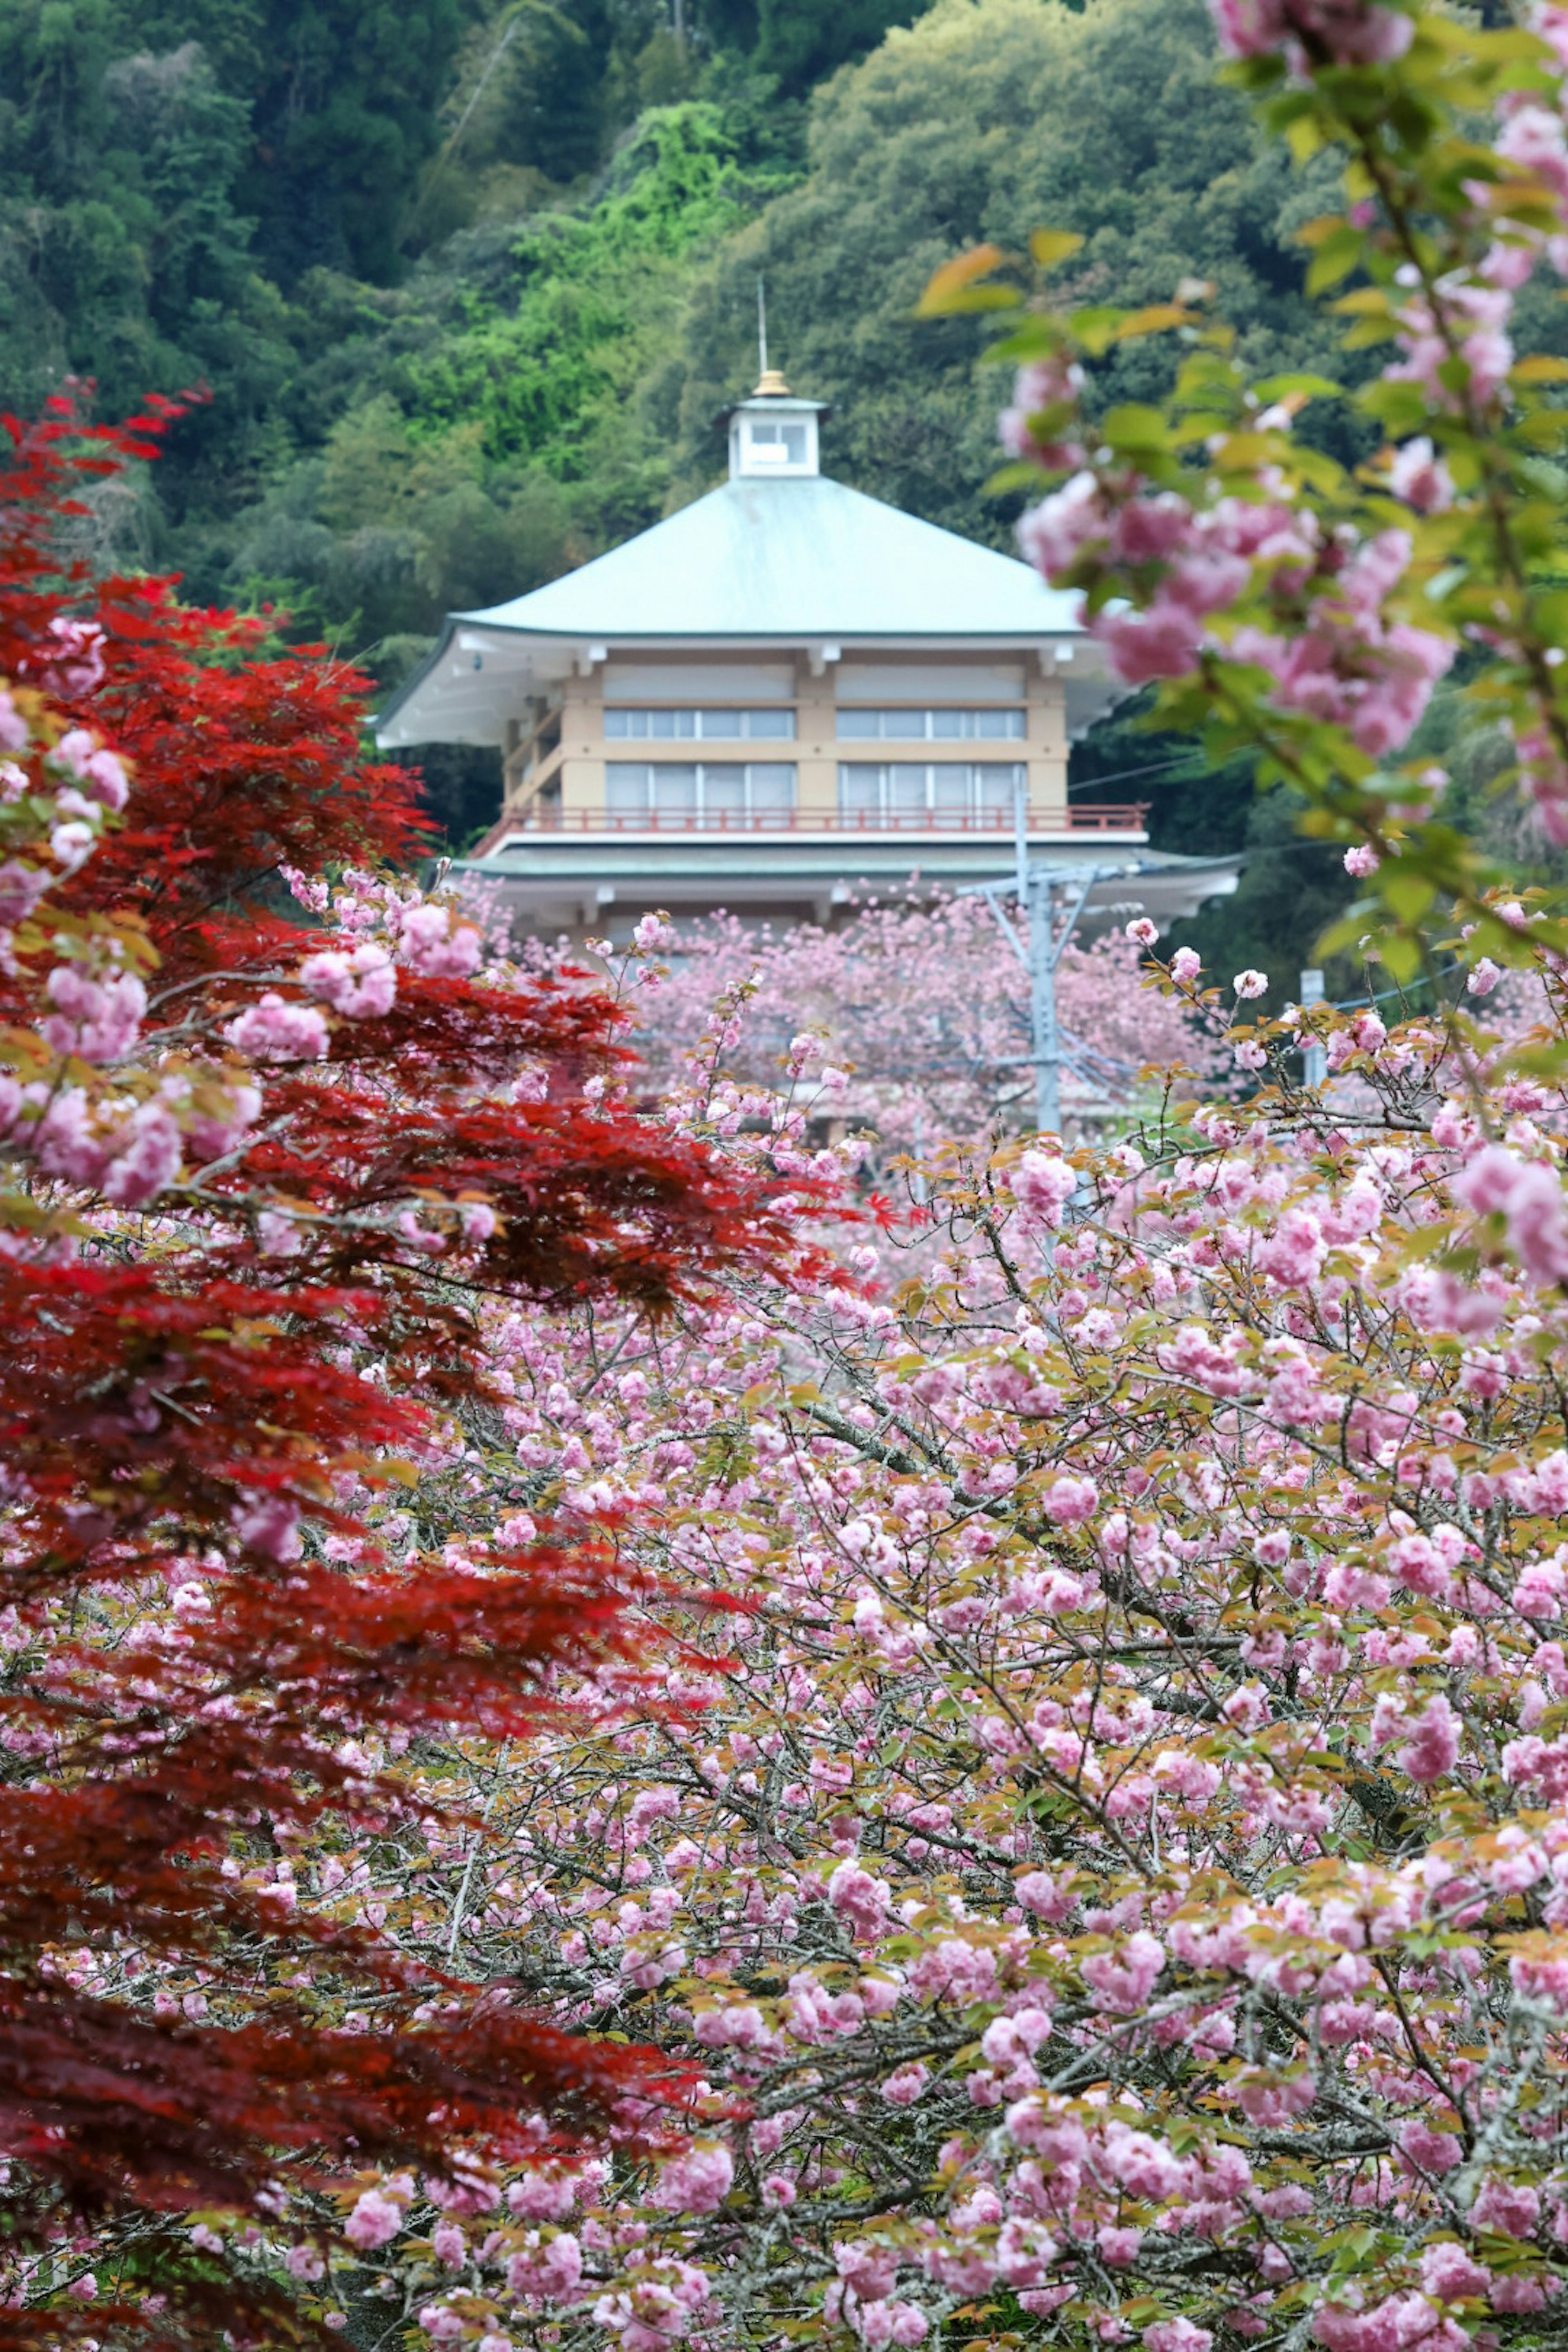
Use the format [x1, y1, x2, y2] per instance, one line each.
[0, 0, 1477, 959]
[0, 400, 823, 2346]
[20, 5, 1568, 2345]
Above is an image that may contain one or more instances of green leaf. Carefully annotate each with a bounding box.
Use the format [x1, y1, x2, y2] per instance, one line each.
[1114, 303, 1189, 341]
[985, 460, 1056, 495]
[1377, 930, 1423, 985]
[1305, 222, 1366, 296]
[1333, 285, 1393, 317]
[1380, 870, 1437, 924]
[1071, 305, 1129, 355]
[1029, 228, 1084, 269]
[1285, 112, 1325, 163]
[1101, 403, 1172, 453]
[1251, 371, 1344, 401]
[1359, 379, 1434, 435]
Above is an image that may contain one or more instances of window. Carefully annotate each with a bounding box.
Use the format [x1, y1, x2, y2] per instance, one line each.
[745, 419, 808, 468]
[605, 708, 797, 742]
[836, 707, 1026, 742]
[837, 762, 1024, 826]
[606, 762, 797, 826]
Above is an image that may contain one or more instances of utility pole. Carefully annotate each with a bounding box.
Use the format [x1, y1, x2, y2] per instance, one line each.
[1028, 872, 1061, 1136]
[1015, 791, 1061, 1135]
[968, 777, 1225, 1141]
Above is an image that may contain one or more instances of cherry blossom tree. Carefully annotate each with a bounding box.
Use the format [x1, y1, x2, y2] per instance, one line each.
[241, 6, 1568, 2348]
[598, 897, 1228, 1156]
[229, 927, 1568, 2352]
[25, 5, 1568, 2347]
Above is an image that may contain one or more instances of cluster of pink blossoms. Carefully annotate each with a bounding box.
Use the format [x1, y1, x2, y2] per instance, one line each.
[1207, 0, 1414, 69]
[0, 688, 488, 1226]
[1004, 0, 1568, 842]
[0, 695, 260, 1207]
[207, 927, 1566, 2351]
[1016, 463, 1452, 753]
[590, 894, 1227, 1159]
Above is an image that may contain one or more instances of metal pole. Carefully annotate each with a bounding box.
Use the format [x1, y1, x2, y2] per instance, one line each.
[757, 276, 767, 378]
[1030, 871, 1061, 1138]
[1013, 775, 1061, 1136]
[1300, 967, 1326, 1091]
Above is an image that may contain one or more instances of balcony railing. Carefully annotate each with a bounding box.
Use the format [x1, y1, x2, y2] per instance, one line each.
[497, 802, 1148, 838]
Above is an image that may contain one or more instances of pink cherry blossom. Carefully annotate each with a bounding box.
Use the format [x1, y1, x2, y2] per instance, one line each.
[301, 942, 398, 1019]
[225, 992, 331, 1062]
[1013, 1149, 1078, 1227]
[396, 901, 483, 978]
[40, 966, 146, 1065]
[346, 2191, 404, 2250]
[652, 2145, 733, 2215]
[1207, 0, 1413, 66]
[1388, 436, 1454, 514]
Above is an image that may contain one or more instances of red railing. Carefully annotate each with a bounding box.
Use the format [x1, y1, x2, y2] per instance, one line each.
[503, 802, 1148, 837]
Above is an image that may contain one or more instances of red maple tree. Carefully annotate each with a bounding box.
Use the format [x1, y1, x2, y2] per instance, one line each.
[0, 400, 818, 2346]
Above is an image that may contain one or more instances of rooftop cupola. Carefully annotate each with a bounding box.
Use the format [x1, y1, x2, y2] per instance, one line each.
[726, 368, 829, 481]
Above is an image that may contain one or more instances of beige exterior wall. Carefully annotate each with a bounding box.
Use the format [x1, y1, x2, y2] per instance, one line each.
[795, 652, 837, 819]
[1027, 659, 1069, 821]
[557, 666, 604, 821]
[496, 649, 1071, 829]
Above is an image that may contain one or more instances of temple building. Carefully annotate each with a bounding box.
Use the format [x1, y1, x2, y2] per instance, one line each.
[376, 372, 1237, 936]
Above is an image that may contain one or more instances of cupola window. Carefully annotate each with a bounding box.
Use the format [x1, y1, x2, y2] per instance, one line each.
[746, 419, 808, 470]
[726, 374, 825, 480]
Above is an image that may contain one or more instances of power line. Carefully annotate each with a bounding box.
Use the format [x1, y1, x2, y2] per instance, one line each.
[1066, 753, 1207, 796]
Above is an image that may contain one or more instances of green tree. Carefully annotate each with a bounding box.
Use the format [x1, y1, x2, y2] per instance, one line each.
[388, 104, 788, 493]
[666, 0, 1354, 530]
[753, 0, 938, 93]
[0, 11, 290, 517]
[238, 0, 464, 283]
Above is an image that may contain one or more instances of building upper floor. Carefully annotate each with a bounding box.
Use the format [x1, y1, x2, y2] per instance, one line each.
[474, 645, 1143, 855]
[376, 374, 1128, 791]
[368, 372, 1220, 931]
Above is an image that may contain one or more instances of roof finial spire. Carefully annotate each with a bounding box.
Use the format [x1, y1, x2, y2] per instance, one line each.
[754, 275, 790, 396]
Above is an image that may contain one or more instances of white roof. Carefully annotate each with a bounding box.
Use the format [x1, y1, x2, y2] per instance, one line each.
[460, 475, 1082, 639]
[376, 473, 1102, 749]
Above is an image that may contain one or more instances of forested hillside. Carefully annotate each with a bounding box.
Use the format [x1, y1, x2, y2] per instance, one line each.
[0, 0, 1545, 974]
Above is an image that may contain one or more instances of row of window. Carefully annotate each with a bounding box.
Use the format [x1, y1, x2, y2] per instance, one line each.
[603, 706, 1027, 743]
[606, 762, 795, 820]
[840, 762, 1023, 820]
[605, 706, 796, 741]
[604, 762, 1027, 821]
[836, 707, 1025, 742]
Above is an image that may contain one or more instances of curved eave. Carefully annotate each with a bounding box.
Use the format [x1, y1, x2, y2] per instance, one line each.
[376, 617, 1118, 752]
